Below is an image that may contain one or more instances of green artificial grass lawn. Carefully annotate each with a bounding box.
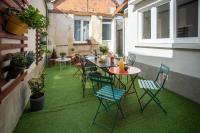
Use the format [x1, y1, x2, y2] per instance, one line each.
[14, 66, 200, 133]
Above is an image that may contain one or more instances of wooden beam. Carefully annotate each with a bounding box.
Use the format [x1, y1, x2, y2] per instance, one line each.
[0, 54, 9, 62]
[0, 7, 6, 13]
[2, 0, 22, 10]
[14, 0, 25, 9]
[0, 32, 28, 40]
[0, 71, 27, 103]
[0, 44, 27, 50]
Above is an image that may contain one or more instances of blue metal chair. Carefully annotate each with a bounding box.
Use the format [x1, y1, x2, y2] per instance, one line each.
[88, 74, 125, 132]
[138, 64, 170, 114]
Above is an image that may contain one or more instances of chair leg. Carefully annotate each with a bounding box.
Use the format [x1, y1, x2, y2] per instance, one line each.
[93, 100, 102, 124]
[141, 90, 167, 114]
[116, 102, 125, 118]
[82, 79, 86, 98]
[111, 107, 119, 133]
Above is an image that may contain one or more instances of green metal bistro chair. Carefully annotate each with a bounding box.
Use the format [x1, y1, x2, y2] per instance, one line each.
[89, 74, 125, 132]
[126, 52, 136, 66]
[80, 56, 101, 97]
[138, 64, 170, 114]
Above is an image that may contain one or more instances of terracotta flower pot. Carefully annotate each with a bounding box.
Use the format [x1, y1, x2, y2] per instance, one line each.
[6, 15, 28, 35]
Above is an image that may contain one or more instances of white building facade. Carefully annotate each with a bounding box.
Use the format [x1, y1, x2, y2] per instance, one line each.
[127, 0, 200, 103]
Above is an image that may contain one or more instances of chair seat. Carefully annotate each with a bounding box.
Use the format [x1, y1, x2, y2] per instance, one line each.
[138, 79, 160, 90]
[96, 86, 125, 101]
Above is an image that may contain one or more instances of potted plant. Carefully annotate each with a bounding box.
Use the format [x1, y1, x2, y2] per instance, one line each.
[6, 52, 27, 81]
[99, 46, 109, 55]
[6, 5, 49, 35]
[26, 51, 35, 68]
[28, 74, 45, 111]
[70, 47, 75, 54]
[60, 52, 66, 59]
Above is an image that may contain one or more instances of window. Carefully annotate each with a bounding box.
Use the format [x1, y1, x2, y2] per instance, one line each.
[102, 19, 111, 41]
[142, 10, 151, 39]
[157, 3, 170, 38]
[74, 20, 89, 42]
[177, 0, 198, 37]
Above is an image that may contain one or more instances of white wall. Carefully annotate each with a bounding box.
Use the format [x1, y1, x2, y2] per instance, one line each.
[48, 13, 73, 55]
[49, 13, 116, 55]
[127, 0, 200, 79]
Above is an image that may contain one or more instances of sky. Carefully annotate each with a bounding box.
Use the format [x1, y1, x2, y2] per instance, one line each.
[117, 0, 125, 4]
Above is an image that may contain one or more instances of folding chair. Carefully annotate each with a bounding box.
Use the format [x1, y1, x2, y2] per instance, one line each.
[73, 54, 82, 78]
[126, 53, 136, 82]
[80, 56, 101, 97]
[89, 74, 125, 132]
[138, 64, 170, 114]
[126, 52, 136, 66]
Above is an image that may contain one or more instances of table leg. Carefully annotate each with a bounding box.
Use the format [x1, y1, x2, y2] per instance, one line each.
[130, 75, 142, 111]
[60, 61, 61, 71]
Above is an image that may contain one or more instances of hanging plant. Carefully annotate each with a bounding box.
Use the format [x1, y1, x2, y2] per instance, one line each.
[6, 5, 49, 35]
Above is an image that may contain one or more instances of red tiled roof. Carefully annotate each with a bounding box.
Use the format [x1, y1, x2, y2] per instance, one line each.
[52, 0, 118, 15]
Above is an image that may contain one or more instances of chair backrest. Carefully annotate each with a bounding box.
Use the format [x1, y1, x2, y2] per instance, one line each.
[79, 55, 86, 76]
[155, 64, 170, 88]
[126, 53, 136, 66]
[88, 74, 115, 98]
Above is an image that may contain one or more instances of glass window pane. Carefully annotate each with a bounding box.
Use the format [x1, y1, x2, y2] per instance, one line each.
[177, 0, 198, 37]
[157, 3, 170, 38]
[74, 20, 81, 41]
[83, 21, 89, 41]
[143, 10, 151, 39]
[102, 23, 111, 40]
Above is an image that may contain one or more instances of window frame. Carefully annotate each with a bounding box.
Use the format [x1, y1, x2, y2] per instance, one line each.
[137, 0, 200, 48]
[74, 17, 90, 44]
[102, 20, 112, 41]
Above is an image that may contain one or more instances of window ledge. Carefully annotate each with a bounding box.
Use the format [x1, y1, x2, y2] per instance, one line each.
[73, 43, 91, 46]
[135, 43, 200, 50]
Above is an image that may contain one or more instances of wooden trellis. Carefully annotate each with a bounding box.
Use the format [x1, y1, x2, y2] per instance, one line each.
[35, 29, 43, 65]
[0, 0, 28, 103]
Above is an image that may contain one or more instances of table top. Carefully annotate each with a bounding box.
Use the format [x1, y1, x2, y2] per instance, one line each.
[109, 66, 141, 75]
[55, 57, 71, 62]
[86, 55, 119, 68]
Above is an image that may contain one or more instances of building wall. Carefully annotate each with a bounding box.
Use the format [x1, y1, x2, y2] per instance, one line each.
[0, 1, 47, 133]
[48, 13, 116, 55]
[127, 0, 200, 103]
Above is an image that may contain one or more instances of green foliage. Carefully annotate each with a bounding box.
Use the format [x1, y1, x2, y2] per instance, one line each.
[11, 53, 27, 67]
[28, 74, 45, 95]
[99, 46, 109, 54]
[26, 51, 35, 67]
[40, 41, 47, 46]
[70, 47, 75, 51]
[17, 5, 49, 29]
[41, 31, 48, 37]
[60, 52, 66, 57]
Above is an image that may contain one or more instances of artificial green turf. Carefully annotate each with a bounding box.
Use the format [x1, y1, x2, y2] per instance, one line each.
[14, 66, 200, 133]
